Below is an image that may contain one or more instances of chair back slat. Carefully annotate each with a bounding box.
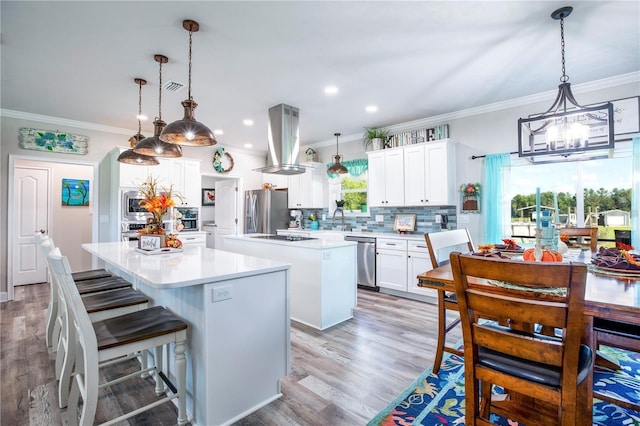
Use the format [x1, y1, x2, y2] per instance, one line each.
[425, 229, 474, 268]
[559, 226, 598, 252]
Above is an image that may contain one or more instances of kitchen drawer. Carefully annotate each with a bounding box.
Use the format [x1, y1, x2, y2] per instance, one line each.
[408, 240, 429, 252]
[376, 238, 407, 251]
[179, 233, 206, 245]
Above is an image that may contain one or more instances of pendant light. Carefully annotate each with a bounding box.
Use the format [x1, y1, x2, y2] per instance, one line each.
[133, 54, 183, 158]
[327, 133, 348, 175]
[518, 5, 614, 160]
[118, 78, 159, 166]
[160, 19, 217, 146]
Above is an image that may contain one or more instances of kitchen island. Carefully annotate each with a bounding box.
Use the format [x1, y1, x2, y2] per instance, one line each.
[224, 234, 357, 330]
[82, 241, 291, 426]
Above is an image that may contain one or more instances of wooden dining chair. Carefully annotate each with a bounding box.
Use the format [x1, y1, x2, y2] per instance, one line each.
[48, 251, 188, 426]
[559, 226, 598, 252]
[424, 229, 474, 373]
[450, 252, 592, 425]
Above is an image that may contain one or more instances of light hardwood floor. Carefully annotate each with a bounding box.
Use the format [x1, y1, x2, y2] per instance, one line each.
[1, 283, 461, 425]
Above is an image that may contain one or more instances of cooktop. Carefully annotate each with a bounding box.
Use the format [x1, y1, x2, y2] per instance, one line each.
[250, 235, 318, 242]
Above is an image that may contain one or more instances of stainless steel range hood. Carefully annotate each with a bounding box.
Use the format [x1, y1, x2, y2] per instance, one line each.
[255, 103, 306, 175]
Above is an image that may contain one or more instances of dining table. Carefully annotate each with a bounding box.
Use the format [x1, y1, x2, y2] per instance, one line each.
[417, 248, 640, 419]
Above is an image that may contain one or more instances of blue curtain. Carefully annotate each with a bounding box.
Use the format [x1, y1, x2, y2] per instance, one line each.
[327, 158, 368, 179]
[483, 153, 511, 243]
[632, 137, 640, 249]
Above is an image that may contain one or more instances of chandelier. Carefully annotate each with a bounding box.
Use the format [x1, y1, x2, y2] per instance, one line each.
[518, 6, 614, 159]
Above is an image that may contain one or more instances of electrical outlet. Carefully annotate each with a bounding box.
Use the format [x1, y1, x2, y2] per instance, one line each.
[435, 214, 442, 223]
[212, 285, 233, 302]
[375, 215, 384, 222]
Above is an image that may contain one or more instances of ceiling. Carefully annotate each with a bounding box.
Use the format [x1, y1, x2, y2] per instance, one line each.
[1, 1, 638, 152]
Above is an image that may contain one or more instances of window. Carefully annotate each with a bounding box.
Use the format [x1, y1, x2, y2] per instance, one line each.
[328, 159, 369, 216]
[509, 151, 632, 242]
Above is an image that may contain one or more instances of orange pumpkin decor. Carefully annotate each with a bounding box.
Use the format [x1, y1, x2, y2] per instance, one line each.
[523, 248, 563, 262]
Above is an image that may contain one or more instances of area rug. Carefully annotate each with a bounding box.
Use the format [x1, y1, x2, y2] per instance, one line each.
[368, 345, 640, 425]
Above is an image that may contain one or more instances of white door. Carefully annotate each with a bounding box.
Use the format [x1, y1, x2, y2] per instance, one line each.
[214, 179, 238, 249]
[13, 166, 50, 286]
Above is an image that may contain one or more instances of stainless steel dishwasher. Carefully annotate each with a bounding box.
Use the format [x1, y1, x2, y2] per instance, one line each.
[344, 235, 378, 291]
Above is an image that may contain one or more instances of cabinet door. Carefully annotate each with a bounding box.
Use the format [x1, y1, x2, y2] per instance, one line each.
[170, 159, 186, 202]
[424, 142, 450, 205]
[182, 159, 201, 206]
[407, 250, 436, 297]
[263, 173, 288, 190]
[119, 162, 149, 188]
[367, 151, 387, 207]
[376, 248, 407, 291]
[403, 145, 427, 205]
[288, 174, 303, 208]
[384, 149, 405, 206]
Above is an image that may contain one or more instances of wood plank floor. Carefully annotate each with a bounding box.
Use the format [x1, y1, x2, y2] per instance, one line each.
[1, 283, 462, 425]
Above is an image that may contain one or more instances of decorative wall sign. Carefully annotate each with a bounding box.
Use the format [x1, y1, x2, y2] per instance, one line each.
[19, 128, 88, 155]
[212, 148, 234, 173]
[61, 178, 90, 206]
[202, 188, 215, 206]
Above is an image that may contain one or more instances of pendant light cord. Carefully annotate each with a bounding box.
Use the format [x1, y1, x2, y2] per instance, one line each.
[187, 26, 193, 102]
[158, 59, 163, 120]
[137, 79, 143, 134]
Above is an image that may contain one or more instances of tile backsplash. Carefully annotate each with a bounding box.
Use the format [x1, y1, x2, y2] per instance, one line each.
[299, 206, 457, 235]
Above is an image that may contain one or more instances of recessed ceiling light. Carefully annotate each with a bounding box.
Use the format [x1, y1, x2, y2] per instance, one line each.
[324, 85, 339, 95]
[243, 119, 254, 126]
[136, 114, 148, 121]
[366, 105, 378, 113]
[213, 129, 224, 135]
[244, 143, 253, 148]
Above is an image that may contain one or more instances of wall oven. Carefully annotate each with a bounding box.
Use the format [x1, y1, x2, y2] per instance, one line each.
[175, 207, 200, 231]
[122, 190, 152, 222]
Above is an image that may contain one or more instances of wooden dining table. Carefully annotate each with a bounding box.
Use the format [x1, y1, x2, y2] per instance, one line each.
[417, 249, 640, 419]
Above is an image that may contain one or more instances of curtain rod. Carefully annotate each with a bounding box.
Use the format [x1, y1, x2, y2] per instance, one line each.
[471, 151, 518, 160]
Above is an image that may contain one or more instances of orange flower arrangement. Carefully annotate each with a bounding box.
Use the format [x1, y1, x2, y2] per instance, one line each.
[616, 242, 639, 267]
[137, 176, 182, 235]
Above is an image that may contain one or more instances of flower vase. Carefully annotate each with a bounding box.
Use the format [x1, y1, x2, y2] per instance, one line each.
[310, 220, 319, 230]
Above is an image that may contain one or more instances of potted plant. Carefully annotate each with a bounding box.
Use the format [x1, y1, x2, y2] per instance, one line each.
[362, 127, 390, 151]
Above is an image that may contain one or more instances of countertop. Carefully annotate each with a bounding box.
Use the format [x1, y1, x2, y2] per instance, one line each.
[82, 241, 291, 289]
[225, 233, 357, 249]
[277, 229, 428, 241]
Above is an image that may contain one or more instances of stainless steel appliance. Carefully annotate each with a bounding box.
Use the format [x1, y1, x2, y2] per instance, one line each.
[254, 104, 305, 175]
[245, 189, 289, 234]
[122, 190, 150, 221]
[120, 222, 167, 242]
[175, 207, 200, 231]
[344, 235, 378, 291]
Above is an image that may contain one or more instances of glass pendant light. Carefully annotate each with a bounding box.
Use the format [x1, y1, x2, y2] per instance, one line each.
[327, 133, 348, 175]
[118, 78, 159, 165]
[133, 54, 183, 158]
[160, 19, 216, 146]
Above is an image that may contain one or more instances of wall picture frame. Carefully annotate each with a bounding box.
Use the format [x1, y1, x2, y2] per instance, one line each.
[61, 178, 90, 206]
[393, 213, 417, 233]
[202, 188, 215, 206]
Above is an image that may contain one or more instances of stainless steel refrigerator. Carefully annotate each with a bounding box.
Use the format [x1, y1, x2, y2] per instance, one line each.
[244, 189, 289, 234]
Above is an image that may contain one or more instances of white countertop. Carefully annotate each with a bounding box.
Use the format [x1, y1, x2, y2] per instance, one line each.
[82, 241, 290, 289]
[277, 228, 427, 241]
[226, 233, 356, 249]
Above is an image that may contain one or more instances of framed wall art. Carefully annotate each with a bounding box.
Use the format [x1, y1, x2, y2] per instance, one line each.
[202, 188, 215, 206]
[19, 128, 89, 155]
[61, 178, 90, 206]
[393, 213, 417, 233]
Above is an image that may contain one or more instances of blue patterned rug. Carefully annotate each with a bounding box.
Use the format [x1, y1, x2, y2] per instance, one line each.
[368, 346, 640, 425]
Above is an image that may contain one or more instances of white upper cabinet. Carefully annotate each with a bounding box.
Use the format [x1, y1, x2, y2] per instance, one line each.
[262, 173, 289, 190]
[288, 162, 325, 209]
[367, 148, 404, 207]
[403, 140, 456, 206]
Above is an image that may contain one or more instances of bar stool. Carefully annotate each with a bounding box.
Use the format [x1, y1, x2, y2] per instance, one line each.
[48, 252, 188, 426]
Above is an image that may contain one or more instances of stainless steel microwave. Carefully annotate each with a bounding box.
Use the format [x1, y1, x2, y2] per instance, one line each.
[122, 190, 154, 221]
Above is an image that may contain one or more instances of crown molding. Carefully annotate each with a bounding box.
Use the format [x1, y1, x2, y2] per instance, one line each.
[0, 109, 134, 136]
[304, 72, 640, 149]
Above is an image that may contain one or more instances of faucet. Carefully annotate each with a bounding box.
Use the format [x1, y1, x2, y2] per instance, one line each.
[333, 207, 345, 231]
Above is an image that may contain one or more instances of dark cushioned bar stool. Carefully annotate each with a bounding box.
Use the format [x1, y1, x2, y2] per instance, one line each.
[48, 252, 188, 426]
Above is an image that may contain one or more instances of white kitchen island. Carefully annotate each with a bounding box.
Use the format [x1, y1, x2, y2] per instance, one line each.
[224, 234, 357, 330]
[82, 241, 291, 426]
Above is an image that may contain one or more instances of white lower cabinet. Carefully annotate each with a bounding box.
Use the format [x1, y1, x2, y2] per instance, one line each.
[376, 238, 408, 291]
[178, 232, 206, 247]
[407, 240, 436, 297]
